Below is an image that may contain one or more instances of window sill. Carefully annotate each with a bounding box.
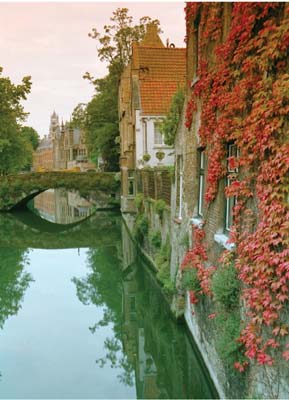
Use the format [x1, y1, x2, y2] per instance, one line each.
[153, 145, 172, 150]
[190, 217, 204, 228]
[214, 233, 235, 251]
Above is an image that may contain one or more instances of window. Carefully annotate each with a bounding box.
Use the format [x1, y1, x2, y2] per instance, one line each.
[225, 143, 239, 232]
[128, 170, 135, 196]
[142, 119, 148, 153]
[198, 148, 206, 217]
[154, 122, 164, 145]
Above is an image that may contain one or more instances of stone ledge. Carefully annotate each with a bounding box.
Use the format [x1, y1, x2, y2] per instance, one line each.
[190, 216, 204, 228]
[214, 233, 235, 251]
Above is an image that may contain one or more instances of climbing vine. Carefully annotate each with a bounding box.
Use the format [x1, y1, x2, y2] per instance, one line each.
[183, 2, 289, 371]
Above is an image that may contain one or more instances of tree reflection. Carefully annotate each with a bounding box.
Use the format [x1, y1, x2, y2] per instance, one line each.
[0, 248, 32, 329]
[0, 247, 32, 381]
[72, 244, 135, 387]
[73, 221, 218, 399]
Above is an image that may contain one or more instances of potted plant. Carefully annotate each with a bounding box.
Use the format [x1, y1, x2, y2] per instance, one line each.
[143, 153, 151, 162]
[156, 151, 165, 163]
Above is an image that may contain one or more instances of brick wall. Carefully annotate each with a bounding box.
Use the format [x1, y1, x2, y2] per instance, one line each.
[136, 168, 171, 206]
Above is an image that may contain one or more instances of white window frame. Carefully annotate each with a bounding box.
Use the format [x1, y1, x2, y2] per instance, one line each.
[154, 122, 164, 145]
[198, 149, 205, 217]
[225, 143, 239, 232]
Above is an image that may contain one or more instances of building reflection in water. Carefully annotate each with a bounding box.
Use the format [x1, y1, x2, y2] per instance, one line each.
[120, 220, 217, 399]
[0, 204, 217, 398]
[75, 219, 217, 399]
[30, 188, 95, 224]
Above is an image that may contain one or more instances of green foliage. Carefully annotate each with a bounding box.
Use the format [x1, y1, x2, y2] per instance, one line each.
[160, 88, 185, 146]
[155, 151, 165, 161]
[20, 126, 39, 150]
[69, 103, 87, 130]
[212, 262, 240, 310]
[143, 153, 151, 162]
[133, 213, 149, 243]
[212, 261, 244, 371]
[134, 193, 144, 211]
[156, 237, 174, 294]
[0, 172, 120, 210]
[215, 310, 244, 370]
[0, 248, 32, 329]
[181, 268, 201, 293]
[0, 67, 32, 175]
[20, 126, 40, 170]
[155, 199, 166, 220]
[149, 229, 162, 249]
[167, 165, 175, 182]
[81, 9, 161, 171]
[88, 8, 160, 73]
[180, 232, 190, 250]
[84, 72, 120, 171]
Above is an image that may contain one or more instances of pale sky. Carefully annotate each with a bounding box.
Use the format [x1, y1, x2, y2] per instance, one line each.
[0, 1, 186, 138]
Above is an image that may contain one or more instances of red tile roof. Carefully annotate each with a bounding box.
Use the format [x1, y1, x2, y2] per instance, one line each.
[140, 81, 184, 115]
[136, 47, 186, 115]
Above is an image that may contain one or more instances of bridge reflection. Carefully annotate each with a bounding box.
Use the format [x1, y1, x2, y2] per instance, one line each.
[30, 188, 95, 225]
[0, 211, 120, 249]
[0, 209, 217, 398]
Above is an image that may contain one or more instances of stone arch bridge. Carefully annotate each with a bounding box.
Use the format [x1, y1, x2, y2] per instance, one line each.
[0, 171, 120, 211]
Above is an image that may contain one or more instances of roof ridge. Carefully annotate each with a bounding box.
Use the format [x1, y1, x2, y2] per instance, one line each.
[138, 46, 185, 50]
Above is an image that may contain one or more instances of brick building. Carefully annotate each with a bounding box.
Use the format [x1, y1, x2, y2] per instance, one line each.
[33, 135, 53, 171]
[170, 3, 289, 398]
[119, 23, 186, 213]
[33, 111, 96, 172]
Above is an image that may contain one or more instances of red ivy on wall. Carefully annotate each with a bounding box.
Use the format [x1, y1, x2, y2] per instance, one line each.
[183, 2, 289, 371]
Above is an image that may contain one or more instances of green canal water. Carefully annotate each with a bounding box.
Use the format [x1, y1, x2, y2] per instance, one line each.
[0, 190, 217, 399]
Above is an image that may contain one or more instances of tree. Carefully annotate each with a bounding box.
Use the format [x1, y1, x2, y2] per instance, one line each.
[20, 126, 40, 171]
[21, 126, 40, 150]
[88, 8, 160, 74]
[0, 247, 32, 329]
[0, 67, 32, 175]
[160, 88, 185, 146]
[69, 103, 87, 130]
[74, 8, 160, 171]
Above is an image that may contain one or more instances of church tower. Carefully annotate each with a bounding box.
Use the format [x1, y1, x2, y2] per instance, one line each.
[49, 111, 61, 169]
[49, 111, 60, 139]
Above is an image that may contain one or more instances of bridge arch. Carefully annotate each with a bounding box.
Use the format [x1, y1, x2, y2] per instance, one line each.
[0, 171, 120, 211]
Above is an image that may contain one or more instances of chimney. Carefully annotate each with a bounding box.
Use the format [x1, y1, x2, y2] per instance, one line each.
[140, 23, 165, 48]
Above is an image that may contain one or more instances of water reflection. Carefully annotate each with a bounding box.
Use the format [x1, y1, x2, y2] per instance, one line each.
[29, 188, 95, 224]
[0, 211, 120, 248]
[0, 203, 217, 398]
[0, 247, 33, 381]
[0, 248, 32, 329]
[74, 220, 218, 399]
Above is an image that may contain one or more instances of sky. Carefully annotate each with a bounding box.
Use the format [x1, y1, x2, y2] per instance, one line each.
[0, 1, 186, 138]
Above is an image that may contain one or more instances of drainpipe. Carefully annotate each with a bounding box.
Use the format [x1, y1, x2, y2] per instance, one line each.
[142, 118, 148, 155]
[178, 168, 183, 220]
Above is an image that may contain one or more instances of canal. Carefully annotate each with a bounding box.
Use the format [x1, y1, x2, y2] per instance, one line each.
[0, 189, 217, 399]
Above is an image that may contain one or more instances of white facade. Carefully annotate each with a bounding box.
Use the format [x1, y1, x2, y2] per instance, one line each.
[135, 111, 174, 169]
